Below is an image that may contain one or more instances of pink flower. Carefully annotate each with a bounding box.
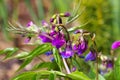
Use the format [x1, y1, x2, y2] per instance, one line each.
[111, 41, 120, 49]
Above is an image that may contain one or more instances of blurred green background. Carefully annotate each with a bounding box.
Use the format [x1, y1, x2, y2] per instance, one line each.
[0, 0, 120, 79]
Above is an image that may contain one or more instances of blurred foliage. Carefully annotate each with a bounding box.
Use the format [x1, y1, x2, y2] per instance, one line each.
[0, 0, 9, 39]
[0, 0, 72, 39]
[76, 0, 120, 54]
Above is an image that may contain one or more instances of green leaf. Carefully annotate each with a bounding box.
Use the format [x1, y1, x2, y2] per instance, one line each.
[67, 71, 91, 80]
[48, 61, 60, 70]
[26, 43, 52, 59]
[66, 0, 85, 24]
[88, 68, 96, 79]
[12, 71, 37, 80]
[12, 52, 29, 59]
[0, 48, 18, 59]
[4, 48, 18, 59]
[68, 21, 89, 32]
[12, 70, 65, 80]
[0, 48, 17, 54]
[104, 71, 114, 80]
[98, 74, 106, 80]
[32, 62, 52, 70]
[17, 57, 33, 71]
[114, 56, 120, 80]
[72, 58, 81, 71]
[0, 50, 4, 55]
[52, 47, 62, 71]
[49, 73, 56, 80]
[18, 43, 52, 71]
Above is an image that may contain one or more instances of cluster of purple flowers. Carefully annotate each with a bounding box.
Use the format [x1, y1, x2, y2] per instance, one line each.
[98, 40, 120, 75]
[24, 12, 97, 62]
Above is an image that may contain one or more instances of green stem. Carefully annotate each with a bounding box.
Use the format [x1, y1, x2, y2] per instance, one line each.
[93, 41, 99, 80]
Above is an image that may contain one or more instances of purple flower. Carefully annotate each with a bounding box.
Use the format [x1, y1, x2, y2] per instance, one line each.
[73, 41, 88, 55]
[52, 33, 65, 49]
[24, 37, 31, 43]
[45, 51, 53, 56]
[50, 30, 57, 36]
[26, 21, 33, 27]
[85, 51, 96, 62]
[72, 67, 76, 72]
[38, 33, 52, 43]
[41, 20, 49, 27]
[50, 18, 54, 23]
[61, 45, 74, 58]
[111, 41, 120, 49]
[50, 57, 55, 62]
[64, 12, 71, 17]
[106, 60, 113, 69]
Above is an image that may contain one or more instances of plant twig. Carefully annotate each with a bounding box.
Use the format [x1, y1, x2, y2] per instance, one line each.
[62, 58, 71, 74]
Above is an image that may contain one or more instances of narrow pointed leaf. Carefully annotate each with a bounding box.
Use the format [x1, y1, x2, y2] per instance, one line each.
[4, 48, 18, 59]
[18, 43, 52, 71]
[32, 62, 52, 70]
[49, 73, 55, 80]
[52, 47, 62, 71]
[67, 71, 91, 80]
[12, 70, 65, 80]
[114, 56, 120, 80]
[17, 57, 33, 71]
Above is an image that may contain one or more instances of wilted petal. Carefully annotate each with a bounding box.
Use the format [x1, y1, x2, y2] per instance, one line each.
[106, 60, 113, 69]
[42, 20, 49, 27]
[85, 51, 96, 62]
[72, 67, 76, 72]
[24, 37, 31, 43]
[74, 30, 80, 34]
[50, 18, 54, 23]
[111, 41, 120, 49]
[64, 12, 71, 17]
[26, 21, 33, 27]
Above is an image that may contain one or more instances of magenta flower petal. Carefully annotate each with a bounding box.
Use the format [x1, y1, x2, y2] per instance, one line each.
[26, 21, 33, 27]
[111, 41, 120, 49]
[52, 34, 65, 49]
[24, 37, 31, 43]
[73, 41, 88, 55]
[64, 12, 71, 17]
[50, 18, 54, 23]
[38, 33, 52, 43]
[52, 38, 65, 49]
